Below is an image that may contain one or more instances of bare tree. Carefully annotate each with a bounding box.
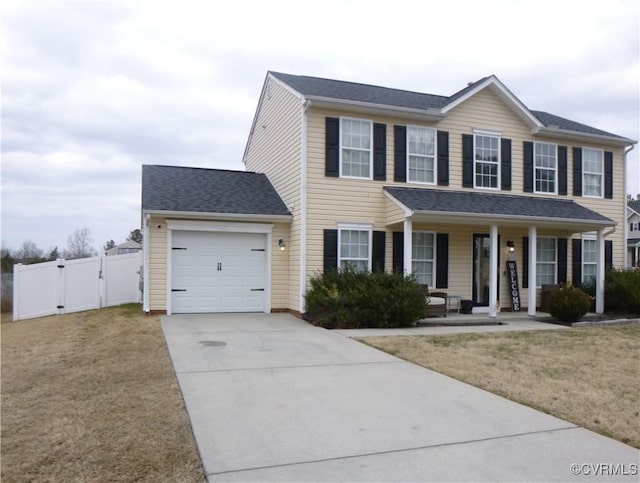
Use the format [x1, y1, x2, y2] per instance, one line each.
[15, 240, 44, 264]
[65, 228, 97, 259]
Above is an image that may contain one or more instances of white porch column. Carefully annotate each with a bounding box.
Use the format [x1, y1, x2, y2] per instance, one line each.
[528, 226, 537, 317]
[489, 224, 498, 318]
[596, 229, 605, 314]
[403, 219, 413, 277]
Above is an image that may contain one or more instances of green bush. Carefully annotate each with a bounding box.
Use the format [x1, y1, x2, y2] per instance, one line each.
[548, 285, 591, 322]
[581, 268, 640, 315]
[304, 268, 428, 329]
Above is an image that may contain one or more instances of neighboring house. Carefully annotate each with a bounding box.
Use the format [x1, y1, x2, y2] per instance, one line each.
[141, 72, 636, 316]
[106, 240, 142, 256]
[628, 200, 640, 268]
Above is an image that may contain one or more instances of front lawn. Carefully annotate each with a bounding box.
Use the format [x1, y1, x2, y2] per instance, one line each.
[360, 324, 640, 448]
[1, 305, 205, 482]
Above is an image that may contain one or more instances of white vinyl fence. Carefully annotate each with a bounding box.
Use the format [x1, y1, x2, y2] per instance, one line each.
[13, 252, 143, 321]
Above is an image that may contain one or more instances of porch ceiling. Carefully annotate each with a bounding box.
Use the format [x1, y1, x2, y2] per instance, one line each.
[384, 187, 615, 232]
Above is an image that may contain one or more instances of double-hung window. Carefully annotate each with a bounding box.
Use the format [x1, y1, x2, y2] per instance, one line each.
[582, 237, 597, 286]
[407, 126, 436, 184]
[474, 133, 500, 189]
[583, 148, 603, 197]
[338, 225, 371, 272]
[536, 237, 557, 286]
[534, 142, 557, 194]
[341, 118, 372, 179]
[412, 232, 435, 286]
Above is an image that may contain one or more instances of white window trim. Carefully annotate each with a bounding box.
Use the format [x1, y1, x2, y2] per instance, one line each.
[581, 233, 597, 286]
[412, 230, 436, 287]
[406, 125, 437, 185]
[536, 237, 557, 288]
[533, 141, 558, 195]
[582, 147, 604, 198]
[337, 223, 372, 271]
[473, 132, 501, 190]
[339, 117, 373, 180]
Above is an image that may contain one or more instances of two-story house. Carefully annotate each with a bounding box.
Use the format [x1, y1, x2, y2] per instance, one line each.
[628, 200, 640, 268]
[141, 72, 635, 317]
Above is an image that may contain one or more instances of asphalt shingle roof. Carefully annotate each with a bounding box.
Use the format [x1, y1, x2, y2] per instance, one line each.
[384, 186, 613, 224]
[628, 200, 640, 215]
[271, 72, 628, 140]
[142, 165, 290, 216]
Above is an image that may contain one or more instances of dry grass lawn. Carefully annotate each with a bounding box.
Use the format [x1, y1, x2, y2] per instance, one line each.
[1, 305, 205, 482]
[360, 324, 640, 448]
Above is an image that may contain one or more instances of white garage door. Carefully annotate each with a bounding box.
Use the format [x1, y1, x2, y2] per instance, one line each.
[171, 231, 267, 313]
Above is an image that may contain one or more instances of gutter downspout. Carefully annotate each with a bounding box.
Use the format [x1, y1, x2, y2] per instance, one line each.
[299, 99, 309, 314]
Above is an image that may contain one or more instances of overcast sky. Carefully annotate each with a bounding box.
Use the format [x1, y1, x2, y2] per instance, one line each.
[1, 0, 639, 254]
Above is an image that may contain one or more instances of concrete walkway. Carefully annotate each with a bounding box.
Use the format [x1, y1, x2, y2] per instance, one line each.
[162, 313, 638, 482]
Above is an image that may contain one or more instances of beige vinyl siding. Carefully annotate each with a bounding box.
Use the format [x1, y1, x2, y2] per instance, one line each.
[245, 76, 303, 311]
[271, 223, 290, 310]
[303, 87, 627, 301]
[147, 217, 168, 312]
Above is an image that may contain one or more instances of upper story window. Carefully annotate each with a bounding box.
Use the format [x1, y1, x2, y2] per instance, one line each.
[340, 118, 372, 179]
[583, 148, 603, 197]
[338, 225, 371, 272]
[407, 126, 436, 184]
[536, 237, 557, 287]
[474, 133, 500, 189]
[631, 222, 639, 232]
[534, 142, 557, 194]
[412, 231, 435, 286]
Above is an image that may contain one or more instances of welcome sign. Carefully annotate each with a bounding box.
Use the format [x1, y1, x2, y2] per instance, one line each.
[506, 260, 521, 311]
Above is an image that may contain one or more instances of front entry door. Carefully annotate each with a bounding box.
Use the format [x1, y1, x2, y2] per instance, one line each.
[472, 234, 500, 307]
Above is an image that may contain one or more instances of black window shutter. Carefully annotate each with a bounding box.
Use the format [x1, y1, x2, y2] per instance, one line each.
[501, 138, 512, 190]
[557, 238, 567, 284]
[572, 239, 582, 286]
[604, 151, 613, 199]
[394, 125, 407, 182]
[437, 130, 449, 186]
[373, 123, 387, 181]
[605, 240, 613, 269]
[372, 231, 386, 273]
[323, 229, 338, 273]
[436, 233, 449, 288]
[523, 141, 533, 192]
[325, 118, 340, 177]
[392, 232, 404, 273]
[573, 147, 582, 196]
[522, 237, 529, 288]
[558, 146, 568, 195]
[462, 134, 474, 188]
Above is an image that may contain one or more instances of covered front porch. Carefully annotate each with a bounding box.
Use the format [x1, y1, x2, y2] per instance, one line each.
[384, 187, 616, 317]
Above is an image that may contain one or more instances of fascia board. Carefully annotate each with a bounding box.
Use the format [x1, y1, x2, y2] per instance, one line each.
[143, 209, 292, 223]
[531, 126, 637, 148]
[306, 97, 446, 122]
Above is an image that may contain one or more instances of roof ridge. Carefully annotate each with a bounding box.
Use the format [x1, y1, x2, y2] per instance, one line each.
[269, 71, 449, 100]
[143, 164, 259, 175]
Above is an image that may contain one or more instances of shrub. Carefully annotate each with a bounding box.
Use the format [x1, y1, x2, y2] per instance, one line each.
[548, 285, 591, 322]
[304, 268, 427, 329]
[580, 268, 640, 315]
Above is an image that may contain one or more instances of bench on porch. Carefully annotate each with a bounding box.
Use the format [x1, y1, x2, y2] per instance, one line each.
[421, 285, 447, 317]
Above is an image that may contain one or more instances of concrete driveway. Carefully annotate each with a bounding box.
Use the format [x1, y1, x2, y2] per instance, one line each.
[161, 313, 638, 482]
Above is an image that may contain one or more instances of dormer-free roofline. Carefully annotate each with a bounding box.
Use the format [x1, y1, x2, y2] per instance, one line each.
[253, 71, 636, 153]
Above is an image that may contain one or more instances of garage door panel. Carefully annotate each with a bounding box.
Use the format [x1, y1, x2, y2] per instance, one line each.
[171, 231, 267, 313]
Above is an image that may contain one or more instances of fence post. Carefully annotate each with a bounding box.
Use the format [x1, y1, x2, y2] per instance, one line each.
[57, 258, 65, 315]
[99, 256, 105, 309]
[12, 264, 22, 321]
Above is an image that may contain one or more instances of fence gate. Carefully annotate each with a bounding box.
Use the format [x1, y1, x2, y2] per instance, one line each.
[13, 252, 142, 321]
